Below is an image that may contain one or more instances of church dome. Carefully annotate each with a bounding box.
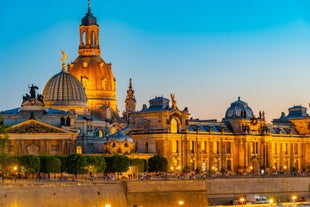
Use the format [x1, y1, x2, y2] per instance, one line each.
[42, 67, 89, 115]
[223, 97, 254, 121]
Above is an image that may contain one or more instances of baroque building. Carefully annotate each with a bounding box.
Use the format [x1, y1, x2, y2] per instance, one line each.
[1, 1, 310, 175]
[127, 94, 310, 174]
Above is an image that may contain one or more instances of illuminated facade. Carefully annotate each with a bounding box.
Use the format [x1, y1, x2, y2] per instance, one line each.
[1, 2, 310, 175]
[68, 4, 119, 121]
[127, 95, 310, 174]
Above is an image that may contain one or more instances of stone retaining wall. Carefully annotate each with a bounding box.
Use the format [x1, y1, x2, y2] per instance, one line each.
[0, 177, 309, 207]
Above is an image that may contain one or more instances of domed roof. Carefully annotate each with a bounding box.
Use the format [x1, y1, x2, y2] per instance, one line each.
[42, 67, 88, 113]
[81, 8, 97, 26]
[110, 131, 134, 143]
[223, 97, 254, 120]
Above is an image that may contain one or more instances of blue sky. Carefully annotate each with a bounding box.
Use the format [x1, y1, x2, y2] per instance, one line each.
[1, 0, 310, 122]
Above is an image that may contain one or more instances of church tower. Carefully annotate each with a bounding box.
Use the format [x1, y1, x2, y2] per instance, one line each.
[123, 79, 136, 121]
[68, 1, 118, 121]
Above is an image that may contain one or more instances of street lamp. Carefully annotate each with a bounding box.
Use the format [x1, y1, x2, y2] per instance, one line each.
[239, 196, 245, 207]
[270, 198, 273, 207]
[178, 200, 184, 206]
[292, 195, 297, 206]
[105, 204, 111, 207]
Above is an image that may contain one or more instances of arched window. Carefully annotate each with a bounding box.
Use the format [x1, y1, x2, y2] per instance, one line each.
[91, 31, 96, 45]
[95, 128, 105, 138]
[82, 31, 86, 45]
[170, 118, 178, 133]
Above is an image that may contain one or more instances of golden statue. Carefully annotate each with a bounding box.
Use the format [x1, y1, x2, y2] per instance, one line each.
[61, 50, 67, 63]
[170, 93, 177, 108]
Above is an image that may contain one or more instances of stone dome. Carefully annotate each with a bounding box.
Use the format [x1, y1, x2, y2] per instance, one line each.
[42, 67, 89, 115]
[111, 131, 134, 143]
[223, 97, 254, 120]
[105, 131, 135, 154]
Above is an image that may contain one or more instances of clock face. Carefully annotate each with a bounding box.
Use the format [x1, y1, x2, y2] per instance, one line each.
[227, 109, 233, 117]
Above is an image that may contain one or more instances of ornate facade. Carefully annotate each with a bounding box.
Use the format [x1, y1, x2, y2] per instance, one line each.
[1, 2, 310, 175]
[68, 4, 118, 121]
[127, 95, 310, 174]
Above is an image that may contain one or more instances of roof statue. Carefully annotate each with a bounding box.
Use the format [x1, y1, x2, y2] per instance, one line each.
[29, 84, 39, 99]
[22, 84, 44, 106]
[61, 50, 67, 63]
[61, 50, 67, 72]
[170, 93, 177, 109]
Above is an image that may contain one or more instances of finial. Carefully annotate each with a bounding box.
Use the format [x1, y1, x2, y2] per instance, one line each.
[129, 78, 132, 87]
[88, 0, 91, 10]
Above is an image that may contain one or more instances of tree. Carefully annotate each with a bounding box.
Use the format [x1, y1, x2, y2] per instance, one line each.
[19, 155, 40, 176]
[85, 155, 106, 174]
[0, 115, 9, 154]
[148, 154, 168, 173]
[55, 155, 68, 173]
[66, 154, 87, 176]
[105, 155, 130, 173]
[40, 155, 61, 178]
[130, 158, 145, 174]
[0, 155, 18, 174]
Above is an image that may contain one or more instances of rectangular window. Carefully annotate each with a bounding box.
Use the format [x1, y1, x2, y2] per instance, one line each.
[190, 141, 195, 153]
[226, 142, 231, 154]
[201, 141, 207, 153]
[294, 143, 298, 154]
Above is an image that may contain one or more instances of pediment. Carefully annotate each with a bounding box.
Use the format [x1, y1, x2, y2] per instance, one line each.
[7, 119, 72, 134]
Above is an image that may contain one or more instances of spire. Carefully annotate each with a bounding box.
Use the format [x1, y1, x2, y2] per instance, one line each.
[88, 0, 91, 14]
[123, 78, 136, 121]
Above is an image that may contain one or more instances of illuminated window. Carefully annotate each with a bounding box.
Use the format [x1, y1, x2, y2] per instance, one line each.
[76, 146, 82, 154]
[95, 128, 104, 138]
[170, 118, 178, 133]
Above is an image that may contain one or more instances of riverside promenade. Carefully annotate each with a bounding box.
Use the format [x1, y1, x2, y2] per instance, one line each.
[0, 176, 309, 207]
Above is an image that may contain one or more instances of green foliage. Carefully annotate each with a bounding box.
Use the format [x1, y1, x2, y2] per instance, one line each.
[66, 154, 87, 176]
[130, 158, 145, 173]
[40, 155, 61, 174]
[0, 155, 18, 174]
[85, 155, 106, 173]
[105, 155, 130, 173]
[148, 154, 168, 173]
[19, 155, 40, 174]
[142, 159, 148, 172]
[0, 118, 9, 154]
[195, 167, 201, 174]
[182, 166, 191, 173]
[55, 155, 68, 173]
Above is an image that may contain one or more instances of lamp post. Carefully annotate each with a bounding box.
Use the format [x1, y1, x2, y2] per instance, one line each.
[292, 195, 297, 206]
[270, 198, 273, 207]
[178, 200, 184, 206]
[105, 204, 111, 207]
[240, 196, 245, 207]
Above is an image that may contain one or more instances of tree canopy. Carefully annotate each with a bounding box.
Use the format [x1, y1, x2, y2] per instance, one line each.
[148, 154, 168, 173]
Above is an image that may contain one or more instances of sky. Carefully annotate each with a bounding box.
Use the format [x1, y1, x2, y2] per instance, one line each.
[1, 0, 310, 123]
